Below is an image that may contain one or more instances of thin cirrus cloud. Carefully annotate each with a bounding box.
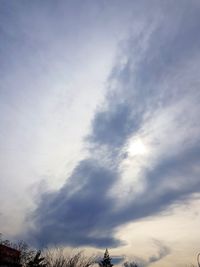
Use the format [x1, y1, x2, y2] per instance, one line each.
[27, 0, 200, 248]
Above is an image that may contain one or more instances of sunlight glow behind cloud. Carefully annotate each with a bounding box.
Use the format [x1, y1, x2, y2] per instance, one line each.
[128, 138, 148, 157]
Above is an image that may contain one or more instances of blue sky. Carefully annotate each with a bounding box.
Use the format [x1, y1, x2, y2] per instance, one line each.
[1, 1, 200, 267]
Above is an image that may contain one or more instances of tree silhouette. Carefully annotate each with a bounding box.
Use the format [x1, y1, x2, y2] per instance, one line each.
[99, 249, 113, 267]
[124, 261, 138, 267]
[44, 248, 96, 267]
[27, 250, 46, 267]
[0, 234, 36, 267]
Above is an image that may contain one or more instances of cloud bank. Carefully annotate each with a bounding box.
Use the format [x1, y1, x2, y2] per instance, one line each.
[27, 1, 200, 248]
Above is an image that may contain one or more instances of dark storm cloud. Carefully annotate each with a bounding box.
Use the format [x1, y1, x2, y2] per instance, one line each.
[28, 0, 200, 247]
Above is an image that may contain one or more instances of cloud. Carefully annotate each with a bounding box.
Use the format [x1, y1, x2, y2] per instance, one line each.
[28, 159, 122, 248]
[126, 240, 170, 267]
[26, 0, 200, 248]
[0, 0, 124, 235]
[148, 240, 170, 265]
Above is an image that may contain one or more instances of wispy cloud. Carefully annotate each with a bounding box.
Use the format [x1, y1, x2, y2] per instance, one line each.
[127, 240, 170, 267]
[20, 0, 200, 248]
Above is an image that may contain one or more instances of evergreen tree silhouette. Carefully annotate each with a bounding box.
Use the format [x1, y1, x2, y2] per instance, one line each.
[99, 249, 113, 267]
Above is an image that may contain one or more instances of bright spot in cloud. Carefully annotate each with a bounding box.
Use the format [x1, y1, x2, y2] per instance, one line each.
[128, 138, 148, 157]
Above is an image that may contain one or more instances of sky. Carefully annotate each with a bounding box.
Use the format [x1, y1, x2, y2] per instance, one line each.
[0, 1, 200, 267]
